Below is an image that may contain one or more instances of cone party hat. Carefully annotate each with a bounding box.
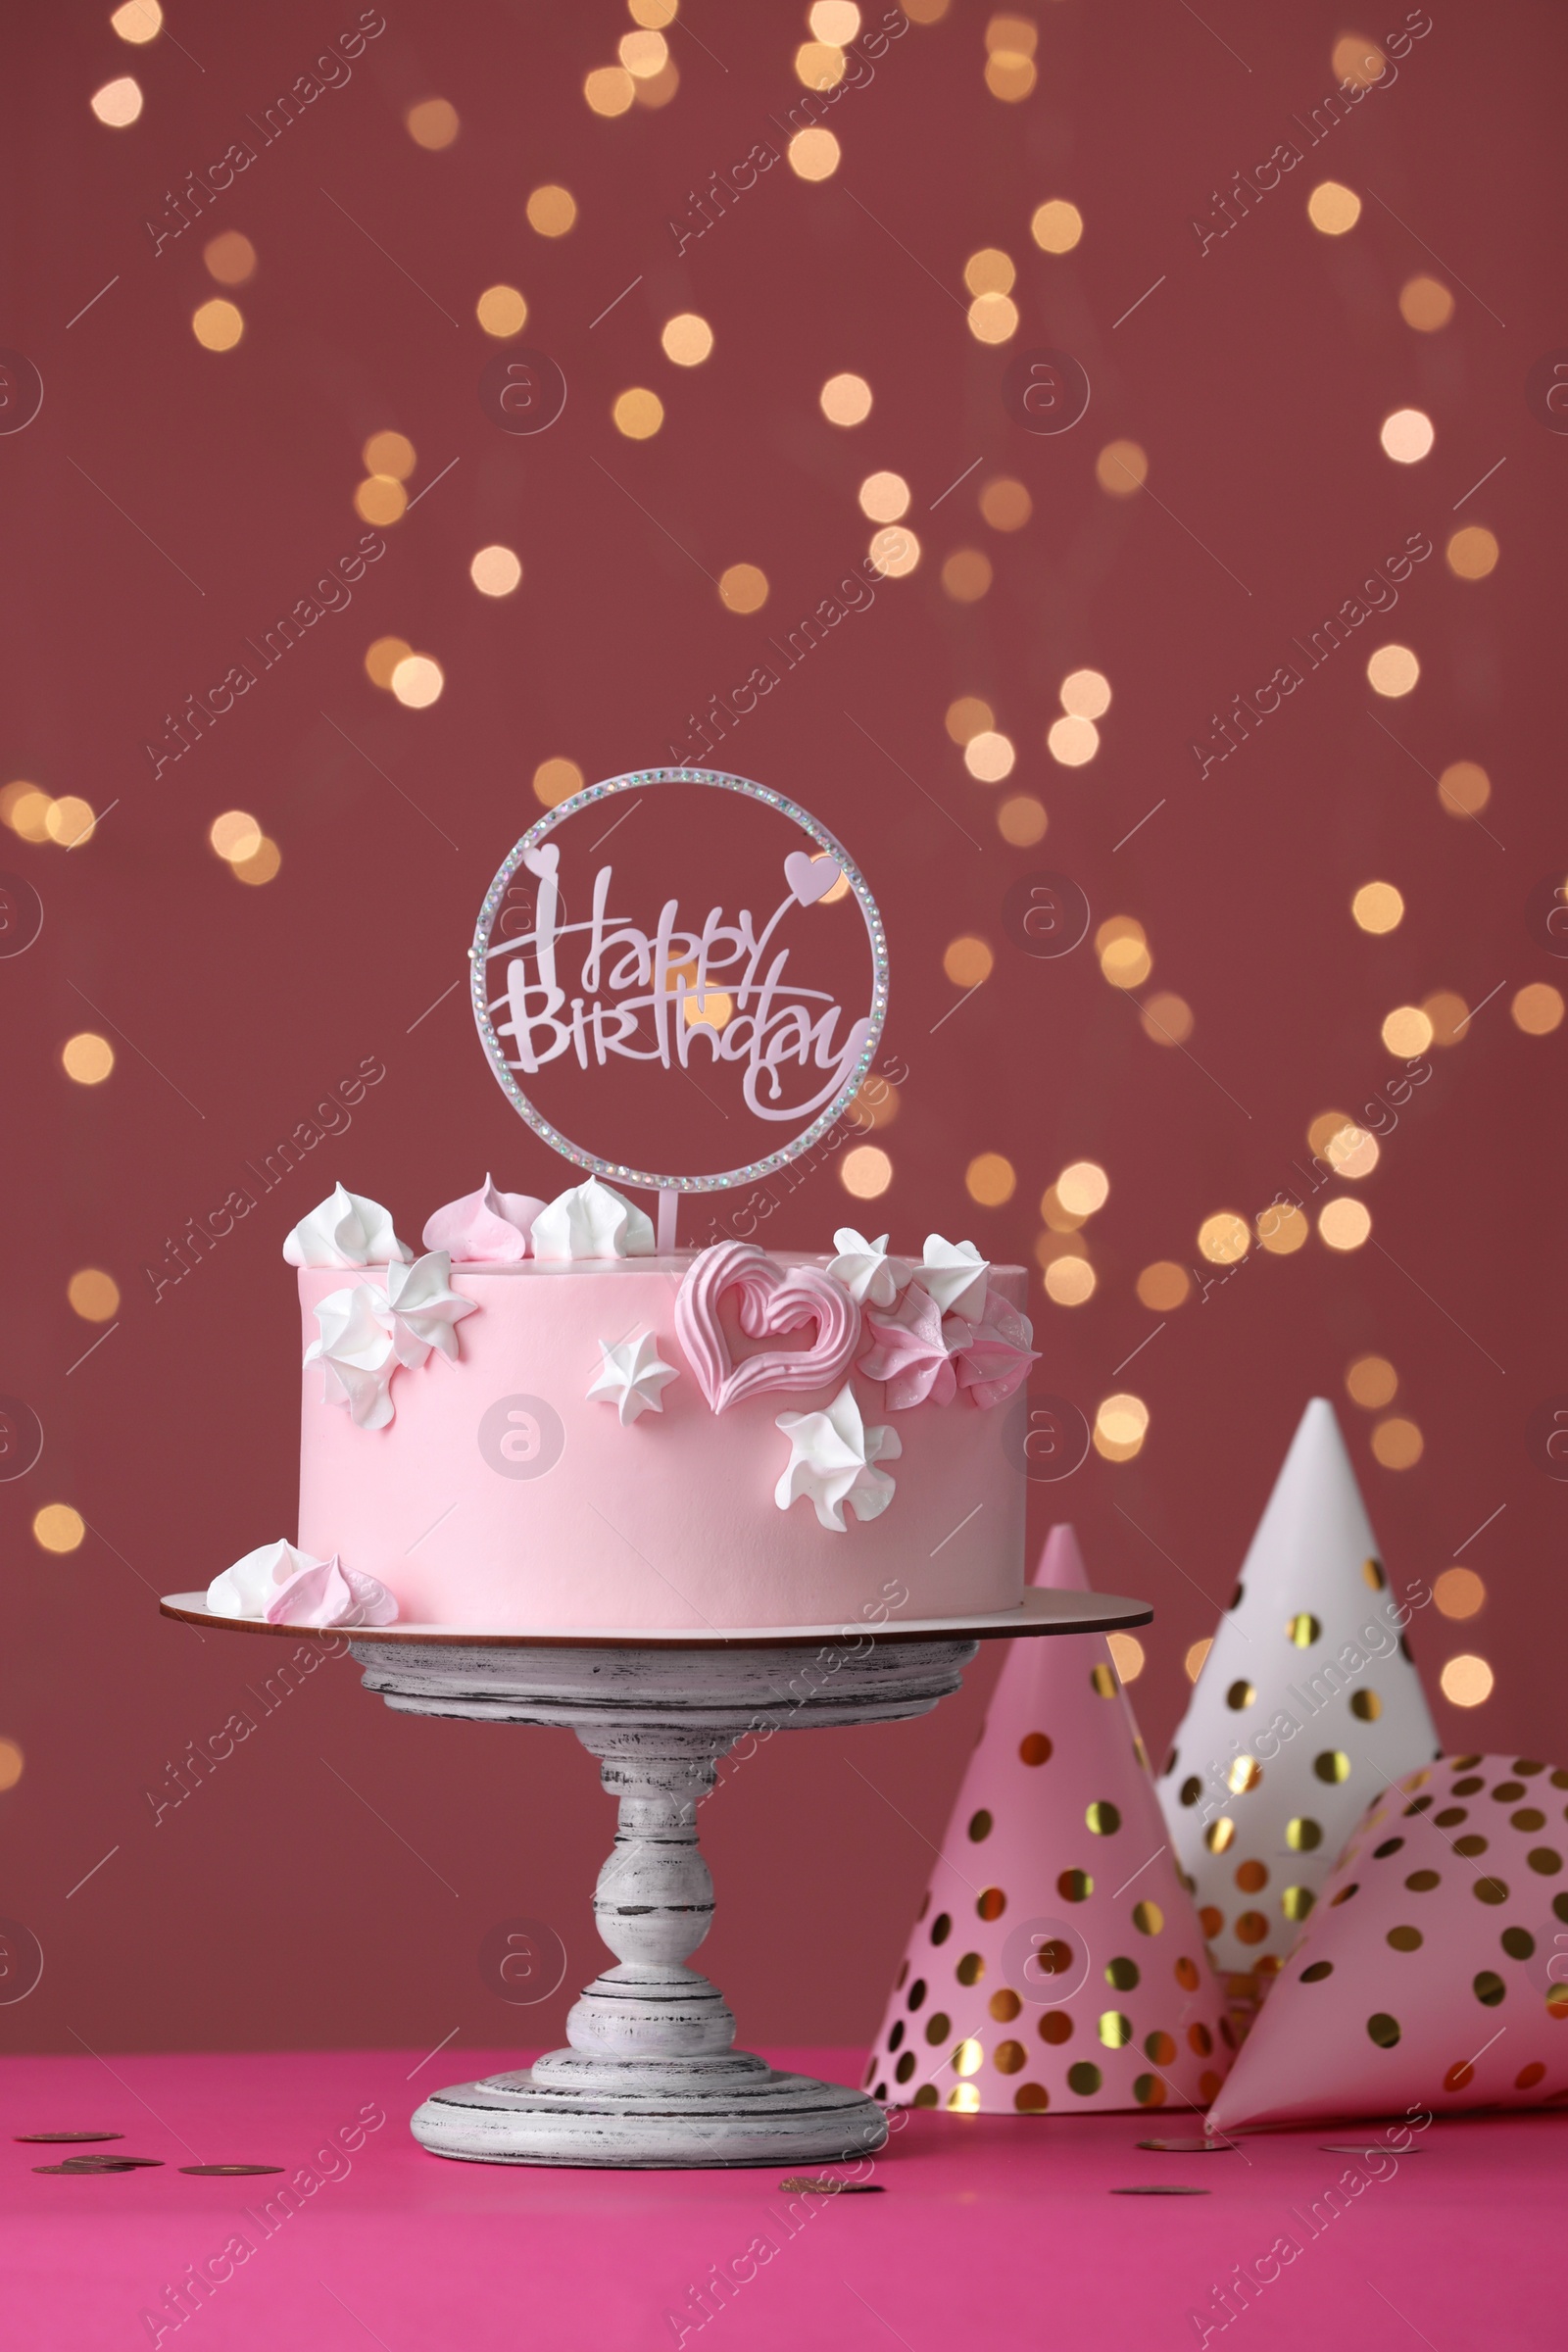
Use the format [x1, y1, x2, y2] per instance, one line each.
[1208, 1753, 1568, 2130]
[1157, 1399, 1441, 1980]
[864, 1525, 1234, 2118]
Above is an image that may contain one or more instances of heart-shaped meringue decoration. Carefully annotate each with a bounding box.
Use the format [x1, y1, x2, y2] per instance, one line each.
[675, 1241, 861, 1414]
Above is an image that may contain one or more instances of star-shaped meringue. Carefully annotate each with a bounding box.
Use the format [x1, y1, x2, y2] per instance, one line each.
[304, 1284, 400, 1428]
[949, 1287, 1040, 1409]
[915, 1235, 991, 1318]
[827, 1228, 911, 1308]
[774, 1383, 903, 1532]
[857, 1283, 958, 1409]
[586, 1329, 681, 1425]
[382, 1250, 477, 1368]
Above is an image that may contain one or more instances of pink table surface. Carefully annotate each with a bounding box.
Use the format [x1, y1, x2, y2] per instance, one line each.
[2, 2046, 1560, 2351]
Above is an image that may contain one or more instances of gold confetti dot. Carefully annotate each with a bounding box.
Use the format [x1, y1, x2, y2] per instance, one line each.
[1350, 1690, 1382, 1722]
[406, 98, 459, 149]
[997, 794, 1047, 845]
[526, 184, 576, 236]
[1096, 440, 1148, 496]
[1367, 644, 1419, 698]
[90, 76, 143, 126]
[662, 313, 713, 367]
[68, 1269, 120, 1321]
[584, 66, 635, 116]
[209, 809, 262, 863]
[1140, 992, 1193, 1047]
[111, 1, 162, 40]
[354, 476, 407, 526]
[1513, 982, 1565, 1035]
[470, 545, 522, 597]
[943, 935, 993, 987]
[789, 126, 840, 179]
[1137, 1261, 1190, 1311]
[1399, 274, 1453, 331]
[1307, 179, 1360, 232]
[1447, 526, 1499, 580]
[820, 370, 872, 425]
[612, 387, 663, 439]
[204, 231, 256, 284]
[1087, 1801, 1122, 1836]
[533, 758, 582, 809]
[1090, 1664, 1116, 1699]
[192, 299, 243, 352]
[1319, 1198, 1371, 1252]
[1227, 1679, 1256, 1710]
[33, 1504, 85, 1553]
[1314, 1750, 1351, 1784]
[1441, 1654, 1494, 1706]
[63, 1033, 114, 1085]
[1205, 1818, 1236, 1854]
[1347, 1354, 1397, 1408]
[965, 1152, 1015, 1206]
[718, 563, 768, 613]
[1286, 1818, 1322, 1851]
[1351, 880, 1403, 932]
[365, 637, 413, 690]
[979, 476, 1031, 531]
[476, 284, 527, 339]
[1019, 1732, 1052, 1766]
[390, 655, 443, 710]
[841, 1144, 892, 1200]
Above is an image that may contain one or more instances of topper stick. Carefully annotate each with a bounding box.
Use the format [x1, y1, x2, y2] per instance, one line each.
[657, 1188, 678, 1254]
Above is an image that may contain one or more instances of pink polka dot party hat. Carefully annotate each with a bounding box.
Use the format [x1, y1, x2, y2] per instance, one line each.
[865, 1524, 1235, 2117]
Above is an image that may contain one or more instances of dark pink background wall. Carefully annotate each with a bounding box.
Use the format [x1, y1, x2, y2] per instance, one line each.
[2, 0, 1563, 2055]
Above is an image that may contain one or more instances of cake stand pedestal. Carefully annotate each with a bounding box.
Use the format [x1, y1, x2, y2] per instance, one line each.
[160, 1590, 1151, 2170]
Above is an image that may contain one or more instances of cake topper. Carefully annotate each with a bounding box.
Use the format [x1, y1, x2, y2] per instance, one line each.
[469, 768, 888, 1229]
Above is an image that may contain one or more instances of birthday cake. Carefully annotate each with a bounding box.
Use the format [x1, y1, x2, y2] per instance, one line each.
[205, 1175, 1036, 1633]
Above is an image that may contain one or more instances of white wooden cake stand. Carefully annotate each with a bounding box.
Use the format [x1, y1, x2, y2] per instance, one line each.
[160, 1588, 1152, 2170]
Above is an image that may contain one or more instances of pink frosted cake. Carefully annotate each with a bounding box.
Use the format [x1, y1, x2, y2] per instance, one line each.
[207, 1175, 1037, 1634]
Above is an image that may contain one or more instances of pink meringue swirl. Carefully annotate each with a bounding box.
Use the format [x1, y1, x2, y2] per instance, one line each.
[857, 1284, 958, 1410]
[421, 1175, 544, 1263]
[950, 1287, 1040, 1409]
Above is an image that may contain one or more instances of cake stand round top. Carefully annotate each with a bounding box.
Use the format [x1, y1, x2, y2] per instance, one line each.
[158, 1585, 1152, 1649]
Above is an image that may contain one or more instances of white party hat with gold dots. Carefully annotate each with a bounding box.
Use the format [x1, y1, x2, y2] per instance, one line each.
[863, 1525, 1234, 2119]
[1157, 1399, 1442, 1982]
[1208, 1752, 1568, 2129]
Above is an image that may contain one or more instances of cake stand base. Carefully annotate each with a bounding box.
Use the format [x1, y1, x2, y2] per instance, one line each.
[160, 1591, 1152, 2170]
[352, 1633, 987, 2168]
